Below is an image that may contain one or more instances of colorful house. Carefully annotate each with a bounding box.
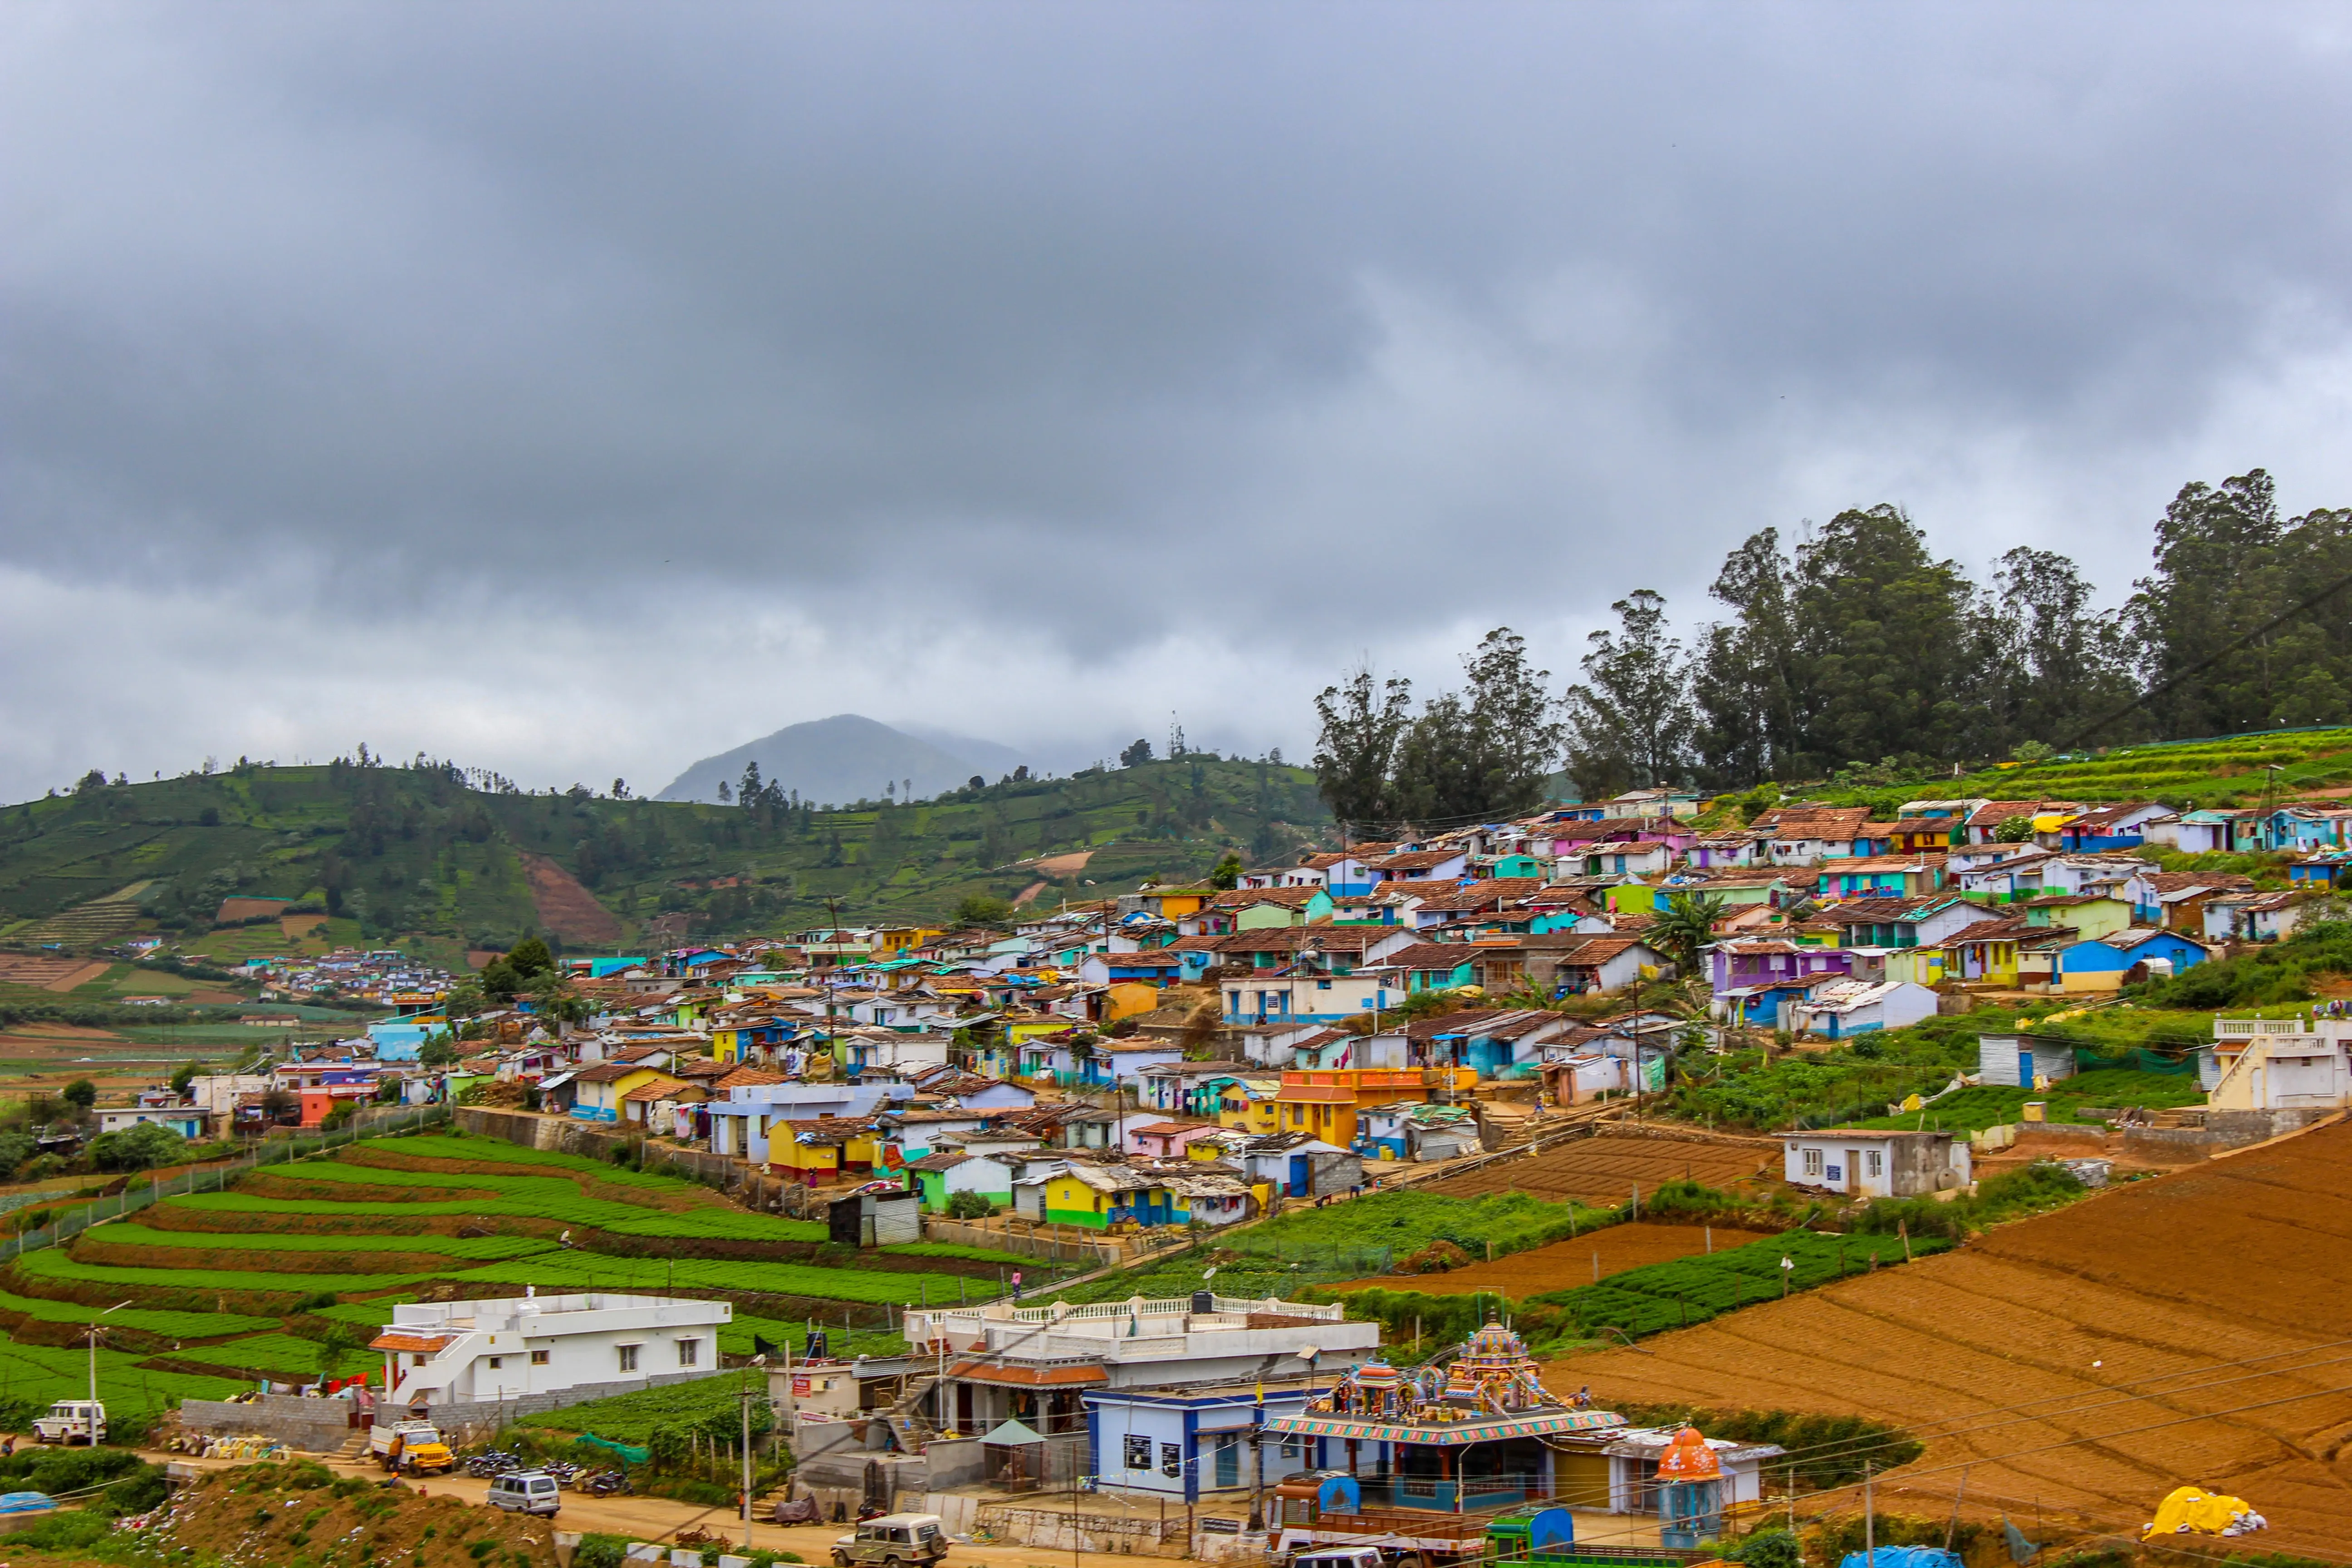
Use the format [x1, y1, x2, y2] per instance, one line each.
[1274, 1068, 1433, 1147]
[1040, 1163, 1167, 1228]
[569, 1062, 679, 1122]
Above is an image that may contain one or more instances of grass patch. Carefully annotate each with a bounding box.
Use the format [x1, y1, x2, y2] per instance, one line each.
[1844, 1067, 2208, 1134]
[456, 1254, 992, 1304]
[231, 1163, 824, 1239]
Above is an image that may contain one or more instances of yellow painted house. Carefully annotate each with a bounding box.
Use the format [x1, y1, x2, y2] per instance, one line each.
[871, 926, 945, 958]
[1216, 1078, 1283, 1134]
[569, 1063, 681, 1123]
[1274, 1068, 1436, 1148]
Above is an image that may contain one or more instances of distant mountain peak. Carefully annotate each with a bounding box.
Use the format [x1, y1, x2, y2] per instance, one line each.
[657, 715, 1027, 806]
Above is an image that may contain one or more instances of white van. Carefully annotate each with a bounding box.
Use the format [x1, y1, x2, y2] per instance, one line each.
[30, 1401, 105, 1446]
[486, 1472, 562, 1517]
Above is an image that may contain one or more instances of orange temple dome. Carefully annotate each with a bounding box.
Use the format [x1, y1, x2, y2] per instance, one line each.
[1656, 1426, 1720, 1480]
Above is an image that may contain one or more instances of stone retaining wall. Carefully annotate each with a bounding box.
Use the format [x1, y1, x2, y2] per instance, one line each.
[179, 1394, 357, 1453]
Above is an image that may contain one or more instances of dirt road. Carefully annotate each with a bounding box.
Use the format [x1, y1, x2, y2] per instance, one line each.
[147, 1450, 1167, 1568]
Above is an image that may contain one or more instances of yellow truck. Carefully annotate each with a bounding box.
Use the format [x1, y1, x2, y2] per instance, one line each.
[370, 1421, 455, 1475]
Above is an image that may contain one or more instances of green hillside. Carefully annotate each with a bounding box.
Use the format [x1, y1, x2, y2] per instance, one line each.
[0, 755, 1328, 951]
[1792, 725, 2352, 813]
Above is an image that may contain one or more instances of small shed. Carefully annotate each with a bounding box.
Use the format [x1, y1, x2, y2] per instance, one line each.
[828, 1184, 922, 1247]
[1977, 1034, 2079, 1089]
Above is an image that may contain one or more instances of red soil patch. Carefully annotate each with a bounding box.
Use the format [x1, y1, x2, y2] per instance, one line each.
[1423, 1132, 1774, 1205]
[1034, 850, 1095, 876]
[517, 852, 624, 944]
[1544, 1117, 2352, 1558]
[1335, 1222, 1764, 1296]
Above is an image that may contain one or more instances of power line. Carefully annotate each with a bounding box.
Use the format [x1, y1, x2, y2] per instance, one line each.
[2065, 557, 2352, 750]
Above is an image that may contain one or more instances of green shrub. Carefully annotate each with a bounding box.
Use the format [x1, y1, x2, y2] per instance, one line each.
[103, 1464, 168, 1515]
[5, 1508, 113, 1552]
[575, 1537, 627, 1568]
[943, 1191, 995, 1220]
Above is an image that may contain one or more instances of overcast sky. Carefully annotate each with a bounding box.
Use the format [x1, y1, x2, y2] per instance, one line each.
[7, 1, 2352, 801]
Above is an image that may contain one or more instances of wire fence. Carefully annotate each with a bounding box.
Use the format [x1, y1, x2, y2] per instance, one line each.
[0, 1102, 453, 1264]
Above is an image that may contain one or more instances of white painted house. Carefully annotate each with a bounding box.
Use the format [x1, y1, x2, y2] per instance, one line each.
[1781, 1129, 1970, 1197]
[371, 1292, 731, 1410]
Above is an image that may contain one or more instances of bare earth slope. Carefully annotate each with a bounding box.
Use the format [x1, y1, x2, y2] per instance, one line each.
[1543, 1116, 2352, 1557]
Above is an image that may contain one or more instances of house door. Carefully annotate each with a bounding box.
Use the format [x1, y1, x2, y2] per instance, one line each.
[1554, 1450, 1611, 1510]
[1214, 1433, 1240, 1489]
[1288, 1155, 1309, 1196]
[1844, 1149, 1862, 1195]
[2018, 1050, 2034, 1086]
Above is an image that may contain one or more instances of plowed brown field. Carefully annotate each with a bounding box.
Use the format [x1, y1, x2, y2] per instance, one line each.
[1426, 1131, 1774, 1204]
[1544, 1115, 2352, 1558]
[1334, 1221, 1774, 1296]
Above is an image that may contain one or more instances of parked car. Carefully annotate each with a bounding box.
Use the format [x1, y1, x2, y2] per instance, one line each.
[831, 1514, 949, 1568]
[30, 1401, 104, 1446]
[486, 1472, 562, 1517]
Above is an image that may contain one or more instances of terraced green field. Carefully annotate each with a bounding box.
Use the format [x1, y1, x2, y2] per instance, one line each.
[14, 1247, 439, 1296]
[89, 1223, 556, 1260]
[163, 1332, 381, 1380]
[0, 1332, 251, 1409]
[0, 1127, 1005, 1403]
[0, 1289, 279, 1340]
[185, 1176, 827, 1239]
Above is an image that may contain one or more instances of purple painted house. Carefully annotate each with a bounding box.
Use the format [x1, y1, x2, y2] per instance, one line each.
[1707, 940, 1857, 1027]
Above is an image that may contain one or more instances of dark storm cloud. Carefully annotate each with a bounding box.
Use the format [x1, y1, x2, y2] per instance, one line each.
[4, 2, 2352, 796]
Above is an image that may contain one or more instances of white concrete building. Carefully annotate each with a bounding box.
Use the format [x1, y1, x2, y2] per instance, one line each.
[900, 1293, 1378, 1464]
[370, 1292, 731, 1409]
[2206, 1016, 2352, 1110]
[1781, 1129, 1970, 1197]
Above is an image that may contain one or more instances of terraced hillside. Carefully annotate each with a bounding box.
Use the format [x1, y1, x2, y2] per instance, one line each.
[1546, 1117, 2352, 1560]
[1799, 724, 2352, 811]
[0, 1127, 1019, 1398]
[0, 754, 1328, 946]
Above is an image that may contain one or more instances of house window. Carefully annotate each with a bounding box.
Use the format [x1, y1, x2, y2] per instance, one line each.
[1125, 1435, 1153, 1470]
[531, 1349, 550, 1365]
[617, 1344, 640, 1373]
[412, 1353, 430, 1367]
[487, 1357, 503, 1369]
[1317, 979, 1332, 990]
[1802, 1148, 1823, 1177]
[1865, 1150, 1883, 1178]
[677, 1338, 701, 1367]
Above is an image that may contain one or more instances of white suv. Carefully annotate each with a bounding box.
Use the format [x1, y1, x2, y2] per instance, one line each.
[486, 1472, 562, 1517]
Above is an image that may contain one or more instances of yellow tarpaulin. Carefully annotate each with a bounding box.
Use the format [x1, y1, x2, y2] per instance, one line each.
[2143, 1485, 2267, 1539]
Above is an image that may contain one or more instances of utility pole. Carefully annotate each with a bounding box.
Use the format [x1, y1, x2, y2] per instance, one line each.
[739, 1377, 757, 1551]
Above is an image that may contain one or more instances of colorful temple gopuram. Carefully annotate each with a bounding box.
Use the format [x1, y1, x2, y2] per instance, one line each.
[1260, 1320, 1780, 1561]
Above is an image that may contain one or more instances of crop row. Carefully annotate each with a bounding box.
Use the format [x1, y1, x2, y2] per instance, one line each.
[1527, 1230, 1949, 1337]
[20, 1239, 995, 1308]
[455, 1254, 997, 1305]
[161, 1331, 382, 1380]
[0, 1288, 279, 1339]
[92, 1223, 557, 1261]
[243, 1165, 824, 1240]
[14, 1248, 441, 1296]
[0, 1332, 250, 1408]
[359, 1133, 702, 1192]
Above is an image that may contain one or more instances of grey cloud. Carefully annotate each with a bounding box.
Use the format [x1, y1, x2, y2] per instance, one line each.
[5, 1, 2352, 796]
